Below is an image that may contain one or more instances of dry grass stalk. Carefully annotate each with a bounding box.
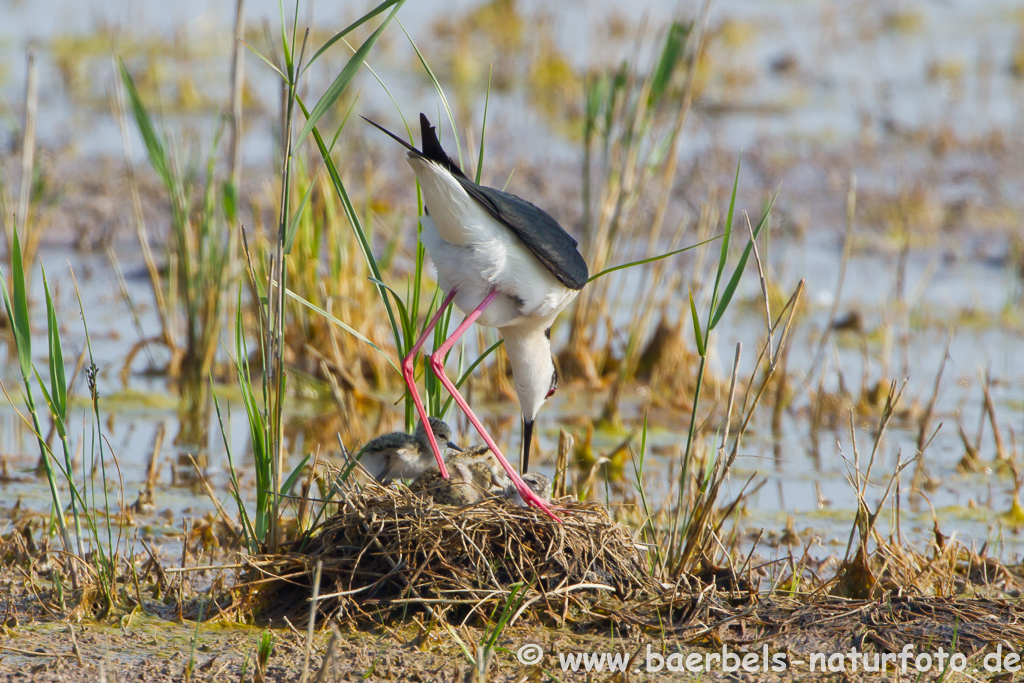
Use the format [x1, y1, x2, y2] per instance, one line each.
[1, 50, 42, 305]
[910, 328, 953, 488]
[806, 174, 857, 387]
[980, 365, 1009, 462]
[554, 429, 574, 499]
[565, 11, 714, 386]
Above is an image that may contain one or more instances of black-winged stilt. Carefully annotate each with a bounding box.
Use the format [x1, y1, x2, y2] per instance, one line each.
[359, 416, 462, 484]
[365, 113, 588, 521]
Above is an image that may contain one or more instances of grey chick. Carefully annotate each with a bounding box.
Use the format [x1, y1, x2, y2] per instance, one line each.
[359, 417, 462, 484]
[503, 472, 552, 507]
[410, 448, 510, 506]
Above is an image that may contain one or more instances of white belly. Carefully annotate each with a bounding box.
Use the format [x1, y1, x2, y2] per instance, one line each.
[411, 157, 578, 329]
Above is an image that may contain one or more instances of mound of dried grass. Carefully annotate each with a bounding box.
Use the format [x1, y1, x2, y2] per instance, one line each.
[238, 485, 660, 625]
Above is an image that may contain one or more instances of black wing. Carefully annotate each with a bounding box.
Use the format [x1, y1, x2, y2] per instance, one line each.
[364, 114, 589, 291]
[457, 180, 588, 290]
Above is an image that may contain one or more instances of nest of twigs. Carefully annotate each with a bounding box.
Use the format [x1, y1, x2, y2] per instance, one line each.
[239, 484, 659, 625]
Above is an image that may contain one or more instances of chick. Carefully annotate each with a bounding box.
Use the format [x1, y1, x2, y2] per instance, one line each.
[359, 417, 461, 484]
[410, 446, 509, 505]
[502, 472, 552, 507]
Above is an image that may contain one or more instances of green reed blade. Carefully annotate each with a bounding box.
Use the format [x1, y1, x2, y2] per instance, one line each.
[301, 0, 402, 76]
[295, 0, 405, 147]
[709, 189, 777, 330]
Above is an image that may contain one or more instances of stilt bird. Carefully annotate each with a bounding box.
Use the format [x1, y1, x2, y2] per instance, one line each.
[365, 113, 588, 521]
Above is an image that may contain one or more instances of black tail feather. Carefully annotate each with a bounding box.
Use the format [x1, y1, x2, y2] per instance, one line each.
[418, 113, 466, 178]
[361, 113, 469, 179]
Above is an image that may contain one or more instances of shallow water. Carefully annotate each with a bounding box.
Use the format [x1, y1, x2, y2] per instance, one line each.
[1, 0, 1023, 565]
[3, 0, 1021, 158]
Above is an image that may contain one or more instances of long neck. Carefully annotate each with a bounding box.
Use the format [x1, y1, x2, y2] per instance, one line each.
[501, 327, 553, 423]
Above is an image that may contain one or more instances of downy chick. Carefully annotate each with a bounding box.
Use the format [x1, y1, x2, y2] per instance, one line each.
[359, 417, 461, 484]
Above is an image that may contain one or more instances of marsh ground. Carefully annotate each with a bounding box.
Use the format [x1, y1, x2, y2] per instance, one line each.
[1, 0, 1023, 680]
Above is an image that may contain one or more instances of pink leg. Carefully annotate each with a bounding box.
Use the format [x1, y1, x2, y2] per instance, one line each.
[402, 289, 458, 479]
[429, 291, 562, 522]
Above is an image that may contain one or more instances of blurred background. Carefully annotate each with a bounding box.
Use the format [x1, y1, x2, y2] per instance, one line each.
[1, 0, 1022, 563]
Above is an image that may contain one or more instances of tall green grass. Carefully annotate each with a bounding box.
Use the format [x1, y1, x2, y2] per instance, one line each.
[292, 22, 476, 432]
[214, 0, 405, 552]
[559, 13, 790, 576]
[1, 231, 74, 560]
[568, 17, 712, 385]
[1, 229, 125, 612]
[667, 167, 776, 574]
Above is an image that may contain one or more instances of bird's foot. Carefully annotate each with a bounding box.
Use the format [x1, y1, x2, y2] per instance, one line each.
[513, 478, 562, 522]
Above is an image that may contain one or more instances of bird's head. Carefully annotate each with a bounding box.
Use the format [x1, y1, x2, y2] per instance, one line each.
[506, 341, 556, 423]
[502, 328, 559, 472]
[417, 416, 462, 453]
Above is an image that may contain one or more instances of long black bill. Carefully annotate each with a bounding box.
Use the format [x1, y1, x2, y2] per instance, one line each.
[446, 441, 463, 453]
[521, 417, 534, 473]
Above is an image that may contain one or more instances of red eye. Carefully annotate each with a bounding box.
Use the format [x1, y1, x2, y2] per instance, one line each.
[545, 368, 558, 399]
